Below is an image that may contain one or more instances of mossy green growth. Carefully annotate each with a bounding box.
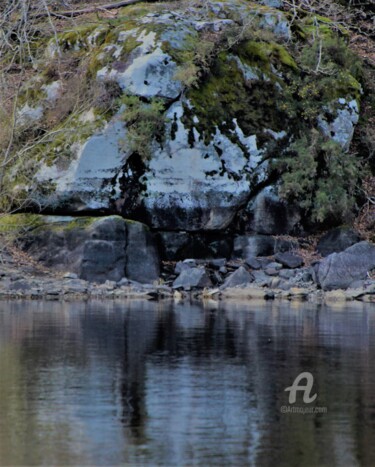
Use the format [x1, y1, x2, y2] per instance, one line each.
[185, 51, 286, 145]
[59, 24, 99, 51]
[32, 216, 99, 233]
[0, 214, 46, 234]
[237, 40, 298, 71]
[299, 14, 349, 41]
[120, 94, 166, 160]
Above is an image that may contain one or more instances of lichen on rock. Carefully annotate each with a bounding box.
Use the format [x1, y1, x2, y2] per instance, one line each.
[4, 0, 366, 232]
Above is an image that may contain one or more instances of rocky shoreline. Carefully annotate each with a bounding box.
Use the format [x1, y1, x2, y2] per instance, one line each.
[0, 214, 374, 304]
[1, 243, 374, 304]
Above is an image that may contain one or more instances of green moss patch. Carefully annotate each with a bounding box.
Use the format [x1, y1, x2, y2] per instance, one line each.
[0, 214, 46, 234]
[185, 51, 286, 146]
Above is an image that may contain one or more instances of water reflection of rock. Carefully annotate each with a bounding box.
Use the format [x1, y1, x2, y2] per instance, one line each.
[1, 300, 375, 465]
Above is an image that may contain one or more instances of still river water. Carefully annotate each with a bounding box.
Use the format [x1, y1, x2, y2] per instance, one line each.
[1, 299, 375, 466]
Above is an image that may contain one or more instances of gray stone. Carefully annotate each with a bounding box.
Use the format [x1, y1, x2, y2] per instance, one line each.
[36, 118, 130, 212]
[270, 277, 281, 288]
[317, 227, 361, 257]
[318, 99, 359, 151]
[63, 272, 78, 279]
[208, 258, 227, 269]
[349, 280, 366, 289]
[158, 231, 232, 260]
[13, 215, 160, 284]
[252, 270, 272, 286]
[274, 238, 299, 253]
[275, 252, 304, 269]
[173, 267, 212, 290]
[141, 102, 259, 231]
[212, 271, 223, 285]
[174, 262, 190, 274]
[81, 239, 126, 283]
[301, 271, 313, 282]
[63, 279, 88, 294]
[246, 187, 301, 235]
[158, 231, 191, 260]
[265, 268, 279, 276]
[125, 221, 160, 284]
[245, 256, 262, 270]
[221, 266, 254, 289]
[233, 235, 275, 258]
[314, 241, 375, 290]
[279, 269, 296, 279]
[117, 277, 131, 287]
[175, 259, 196, 274]
[8, 280, 32, 291]
[259, 0, 282, 6]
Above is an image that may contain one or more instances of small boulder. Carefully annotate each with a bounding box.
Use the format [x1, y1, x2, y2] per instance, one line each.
[173, 267, 212, 290]
[265, 268, 279, 276]
[252, 270, 271, 287]
[275, 252, 304, 269]
[221, 266, 254, 289]
[245, 256, 262, 270]
[208, 258, 227, 269]
[279, 269, 296, 279]
[175, 259, 196, 274]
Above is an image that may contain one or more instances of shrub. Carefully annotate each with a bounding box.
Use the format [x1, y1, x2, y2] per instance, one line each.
[120, 95, 166, 160]
[277, 129, 361, 224]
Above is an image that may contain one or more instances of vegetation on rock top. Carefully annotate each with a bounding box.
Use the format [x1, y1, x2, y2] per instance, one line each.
[0, 0, 374, 234]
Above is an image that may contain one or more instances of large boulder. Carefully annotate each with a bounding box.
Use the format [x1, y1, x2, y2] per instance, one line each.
[316, 227, 361, 257]
[233, 234, 297, 258]
[1, 215, 160, 283]
[313, 241, 375, 290]
[233, 234, 275, 258]
[246, 186, 301, 235]
[8, 0, 362, 233]
[125, 221, 160, 284]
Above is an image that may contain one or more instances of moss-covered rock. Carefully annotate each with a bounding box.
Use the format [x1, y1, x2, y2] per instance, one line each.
[3, 0, 366, 231]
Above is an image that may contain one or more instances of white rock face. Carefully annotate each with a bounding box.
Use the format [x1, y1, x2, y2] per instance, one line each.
[318, 99, 359, 151]
[142, 101, 269, 230]
[37, 119, 129, 210]
[97, 31, 183, 99]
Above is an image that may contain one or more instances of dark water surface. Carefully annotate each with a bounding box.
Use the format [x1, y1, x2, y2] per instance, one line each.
[1, 299, 375, 466]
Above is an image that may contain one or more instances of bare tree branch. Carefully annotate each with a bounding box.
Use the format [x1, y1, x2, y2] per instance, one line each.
[30, 0, 153, 19]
